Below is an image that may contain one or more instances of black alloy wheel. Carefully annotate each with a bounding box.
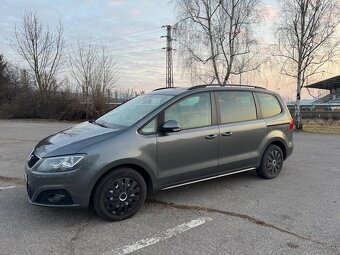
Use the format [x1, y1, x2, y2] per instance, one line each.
[104, 177, 140, 215]
[93, 168, 147, 221]
[266, 149, 282, 175]
[256, 144, 284, 179]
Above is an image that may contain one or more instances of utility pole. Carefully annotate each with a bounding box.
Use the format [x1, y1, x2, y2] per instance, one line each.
[161, 25, 175, 88]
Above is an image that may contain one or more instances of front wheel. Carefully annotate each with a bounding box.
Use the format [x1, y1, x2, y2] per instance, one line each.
[256, 145, 283, 179]
[93, 168, 147, 221]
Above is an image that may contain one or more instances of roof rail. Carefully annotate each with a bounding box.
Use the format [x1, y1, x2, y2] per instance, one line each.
[153, 87, 177, 91]
[188, 84, 266, 90]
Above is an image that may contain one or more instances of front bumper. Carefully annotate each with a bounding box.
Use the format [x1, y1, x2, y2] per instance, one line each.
[25, 164, 92, 208]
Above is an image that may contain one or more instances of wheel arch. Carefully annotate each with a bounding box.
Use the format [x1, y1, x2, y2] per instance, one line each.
[264, 138, 288, 160]
[89, 160, 157, 207]
[270, 140, 287, 159]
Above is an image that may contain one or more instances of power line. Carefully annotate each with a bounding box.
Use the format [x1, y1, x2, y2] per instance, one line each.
[104, 37, 161, 51]
[67, 28, 162, 47]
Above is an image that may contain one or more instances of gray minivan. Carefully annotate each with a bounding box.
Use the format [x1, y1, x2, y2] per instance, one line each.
[25, 85, 294, 221]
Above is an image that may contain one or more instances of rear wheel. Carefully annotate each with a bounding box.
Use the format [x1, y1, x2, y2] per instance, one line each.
[93, 168, 147, 221]
[256, 144, 283, 179]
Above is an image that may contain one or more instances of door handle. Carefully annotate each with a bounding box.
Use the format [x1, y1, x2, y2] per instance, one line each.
[222, 131, 233, 137]
[205, 134, 218, 139]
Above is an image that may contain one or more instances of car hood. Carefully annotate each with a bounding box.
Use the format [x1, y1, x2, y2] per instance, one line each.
[35, 121, 123, 158]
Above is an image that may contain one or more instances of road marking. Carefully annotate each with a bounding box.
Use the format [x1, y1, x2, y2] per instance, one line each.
[0, 185, 16, 190]
[104, 217, 212, 255]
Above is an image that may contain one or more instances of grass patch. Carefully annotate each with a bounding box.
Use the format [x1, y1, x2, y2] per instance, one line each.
[302, 124, 340, 135]
[299, 119, 340, 135]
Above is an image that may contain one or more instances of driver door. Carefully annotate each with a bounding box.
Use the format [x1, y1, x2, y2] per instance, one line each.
[156, 92, 219, 189]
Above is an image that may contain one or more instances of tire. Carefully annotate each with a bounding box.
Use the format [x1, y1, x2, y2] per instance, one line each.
[93, 168, 147, 221]
[256, 144, 284, 179]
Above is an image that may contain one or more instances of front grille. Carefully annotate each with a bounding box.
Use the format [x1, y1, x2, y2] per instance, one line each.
[28, 151, 40, 168]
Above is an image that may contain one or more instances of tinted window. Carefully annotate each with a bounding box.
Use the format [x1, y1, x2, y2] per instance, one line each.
[164, 92, 212, 129]
[257, 93, 282, 118]
[217, 91, 257, 124]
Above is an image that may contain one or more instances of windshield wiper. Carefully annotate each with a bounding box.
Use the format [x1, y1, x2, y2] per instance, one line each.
[89, 119, 107, 128]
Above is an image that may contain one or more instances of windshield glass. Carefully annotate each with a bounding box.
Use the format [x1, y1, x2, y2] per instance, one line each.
[96, 94, 173, 129]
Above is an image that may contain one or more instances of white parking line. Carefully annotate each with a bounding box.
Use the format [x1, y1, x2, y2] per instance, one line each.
[0, 185, 16, 190]
[104, 217, 212, 255]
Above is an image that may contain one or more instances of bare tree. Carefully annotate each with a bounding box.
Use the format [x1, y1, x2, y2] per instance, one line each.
[69, 40, 97, 107]
[0, 54, 12, 104]
[69, 40, 119, 118]
[175, 0, 263, 85]
[92, 46, 119, 107]
[11, 12, 64, 101]
[275, 0, 340, 129]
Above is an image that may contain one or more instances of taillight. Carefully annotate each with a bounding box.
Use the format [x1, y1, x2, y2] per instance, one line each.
[289, 118, 294, 130]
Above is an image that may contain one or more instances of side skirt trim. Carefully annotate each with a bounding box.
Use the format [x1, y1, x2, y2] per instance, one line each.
[161, 167, 256, 190]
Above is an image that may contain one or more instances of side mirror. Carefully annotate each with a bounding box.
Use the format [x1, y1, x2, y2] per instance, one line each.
[161, 120, 181, 133]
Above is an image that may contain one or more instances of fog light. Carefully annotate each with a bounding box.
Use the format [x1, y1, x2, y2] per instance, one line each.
[36, 189, 73, 205]
[47, 194, 66, 203]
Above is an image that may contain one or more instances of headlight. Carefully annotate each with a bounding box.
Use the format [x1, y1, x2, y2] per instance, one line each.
[36, 155, 86, 173]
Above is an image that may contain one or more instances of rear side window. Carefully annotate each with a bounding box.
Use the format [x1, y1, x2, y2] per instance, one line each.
[257, 93, 282, 118]
[216, 91, 257, 124]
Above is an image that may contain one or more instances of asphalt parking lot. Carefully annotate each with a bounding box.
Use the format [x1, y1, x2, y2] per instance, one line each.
[0, 120, 339, 255]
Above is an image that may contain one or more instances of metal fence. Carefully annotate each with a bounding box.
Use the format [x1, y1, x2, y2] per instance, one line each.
[298, 111, 340, 120]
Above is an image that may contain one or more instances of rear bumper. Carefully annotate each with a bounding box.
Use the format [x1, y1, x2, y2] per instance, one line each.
[286, 141, 294, 159]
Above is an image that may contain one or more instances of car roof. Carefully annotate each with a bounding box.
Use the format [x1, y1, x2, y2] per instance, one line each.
[149, 87, 188, 96]
[150, 84, 269, 96]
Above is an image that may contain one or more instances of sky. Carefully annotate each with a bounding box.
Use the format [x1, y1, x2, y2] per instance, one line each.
[0, 0, 179, 91]
[0, 0, 338, 100]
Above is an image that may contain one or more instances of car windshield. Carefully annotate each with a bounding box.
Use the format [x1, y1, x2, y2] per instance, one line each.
[95, 94, 173, 129]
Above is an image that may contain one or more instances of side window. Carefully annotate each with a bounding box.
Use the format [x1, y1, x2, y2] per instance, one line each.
[217, 91, 257, 124]
[257, 93, 282, 118]
[140, 118, 156, 134]
[164, 92, 212, 129]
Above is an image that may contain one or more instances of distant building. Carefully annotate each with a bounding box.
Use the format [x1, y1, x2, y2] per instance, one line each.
[307, 75, 340, 105]
[287, 75, 340, 112]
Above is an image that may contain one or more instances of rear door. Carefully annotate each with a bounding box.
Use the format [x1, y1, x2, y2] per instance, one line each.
[157, 92, 219, 188]
[216, 90, 267, 174]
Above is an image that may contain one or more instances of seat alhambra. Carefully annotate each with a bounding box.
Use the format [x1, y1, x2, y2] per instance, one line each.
[25, 84, 294, 221]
